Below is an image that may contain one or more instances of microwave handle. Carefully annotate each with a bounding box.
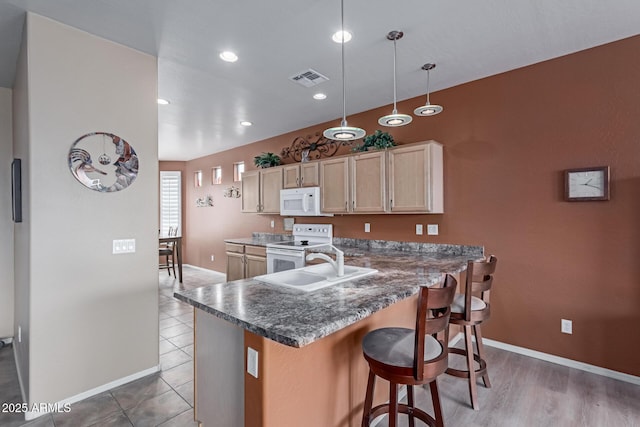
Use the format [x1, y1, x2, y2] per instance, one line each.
[302, 194, 309, 212]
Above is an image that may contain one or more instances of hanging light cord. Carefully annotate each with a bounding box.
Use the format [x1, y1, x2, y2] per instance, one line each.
[340, 0, 347, 127]
[426, 68, 431, 104]
[392, 37, 398, 114]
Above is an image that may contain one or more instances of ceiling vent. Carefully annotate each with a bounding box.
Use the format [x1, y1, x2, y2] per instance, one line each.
[289, 69, 329, 87]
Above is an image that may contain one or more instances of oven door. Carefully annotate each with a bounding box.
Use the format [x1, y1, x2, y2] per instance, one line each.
[266, 247, 306, 274]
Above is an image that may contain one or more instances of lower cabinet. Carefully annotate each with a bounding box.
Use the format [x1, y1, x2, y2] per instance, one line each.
[225, 243, 267, 281]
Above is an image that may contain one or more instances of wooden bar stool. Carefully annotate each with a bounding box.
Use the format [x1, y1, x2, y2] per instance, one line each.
[361, 274, 457, 427]
[445, 255, 497, 410]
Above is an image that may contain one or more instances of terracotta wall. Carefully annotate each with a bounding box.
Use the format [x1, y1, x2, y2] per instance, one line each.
[172, 35, 640, 376]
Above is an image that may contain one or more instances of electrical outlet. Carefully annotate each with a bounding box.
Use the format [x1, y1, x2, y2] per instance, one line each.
[364, 223, 371, 233]
[247, 347, 259, 378]
[561, 319, 572, 334]
[211, 255, 215, 261]
[427, 224, 439, 235]
[270, 220, 275, 228]
[416, 224, 423, 235]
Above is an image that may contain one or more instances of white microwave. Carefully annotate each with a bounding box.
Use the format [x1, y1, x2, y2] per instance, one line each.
[280, 187, 328, 216]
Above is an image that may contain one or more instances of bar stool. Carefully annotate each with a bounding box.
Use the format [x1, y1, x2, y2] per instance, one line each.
[445, 255, 497, 410]
[361, 274, 457, 427]
[159, 226, 177, 276]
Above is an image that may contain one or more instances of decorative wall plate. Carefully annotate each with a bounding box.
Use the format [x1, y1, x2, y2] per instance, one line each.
[68, 132, 138, 192]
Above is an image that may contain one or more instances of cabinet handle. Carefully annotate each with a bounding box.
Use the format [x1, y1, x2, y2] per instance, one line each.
[256, 204, 260, 212]
[345, 201, 348, 212]
[390, 199, 393, 211]
[296, 177, 300, 186]
[300, 177, 304, 185]
[352, 200, 355, 210]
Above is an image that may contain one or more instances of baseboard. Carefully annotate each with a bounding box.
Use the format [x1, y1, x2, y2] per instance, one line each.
[449, 332, 639, 386]
[13, 344, 27, 411]
[183, 264, 226, 276]
[24, 365, 160, 421]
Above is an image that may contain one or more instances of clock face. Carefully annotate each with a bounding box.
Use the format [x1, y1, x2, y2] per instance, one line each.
[565, 167, 609, 201]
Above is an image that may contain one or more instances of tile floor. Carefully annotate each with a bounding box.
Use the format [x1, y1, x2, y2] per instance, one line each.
[0, 266, 226, 427]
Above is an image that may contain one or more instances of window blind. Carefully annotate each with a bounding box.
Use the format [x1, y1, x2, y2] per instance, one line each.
[160, 171, 181, 236]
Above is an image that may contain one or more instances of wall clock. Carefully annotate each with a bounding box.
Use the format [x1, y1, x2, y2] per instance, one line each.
[564, 166, 609, 201]
[68, 132, 138, 192]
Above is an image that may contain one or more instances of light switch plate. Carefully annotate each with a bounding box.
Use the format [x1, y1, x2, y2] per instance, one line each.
[364, 223, 371, 233]
[416, 224, 423, 235]
[247, 347, 259, 378]
[427, 224, 439, 236]
[113, 239, 136, 254]
[561, 319, 572, 334]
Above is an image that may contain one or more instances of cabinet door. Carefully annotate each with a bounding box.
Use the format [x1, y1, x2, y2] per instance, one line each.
[260, 167, 283, 213]
[241, 170, 260, 213]
[388, 142, 443, 213]
[300, 162, 319, 187]
[351, 151, 386, 213]
[226, 252, 245, 281]
[319, 157, 350, 213]
[245, 255, 266, 278]
[283, 165, 300, 189]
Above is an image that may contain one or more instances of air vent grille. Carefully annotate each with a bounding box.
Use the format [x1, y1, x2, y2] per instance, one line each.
[289, 69, 329, 87]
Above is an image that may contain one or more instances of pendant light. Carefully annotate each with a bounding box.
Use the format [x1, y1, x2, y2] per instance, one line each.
[414, 63, 443, 116]
[323, 0, 366, 141]
[378, 30, 412, 127]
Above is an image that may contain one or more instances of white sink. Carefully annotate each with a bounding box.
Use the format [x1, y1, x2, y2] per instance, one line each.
[254, 264, 378, 292]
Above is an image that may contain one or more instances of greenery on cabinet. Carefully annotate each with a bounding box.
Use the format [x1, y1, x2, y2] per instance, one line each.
[352, 130, 396, 152]
[253, 152, 282, 168]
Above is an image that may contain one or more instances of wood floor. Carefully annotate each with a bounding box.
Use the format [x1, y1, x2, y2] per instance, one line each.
[374, 344, 640, 427]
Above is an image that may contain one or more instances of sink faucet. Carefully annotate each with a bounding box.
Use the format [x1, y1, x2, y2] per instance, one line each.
[306, 245, 344, 277]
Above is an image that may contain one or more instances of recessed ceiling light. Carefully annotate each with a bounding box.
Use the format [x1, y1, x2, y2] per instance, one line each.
[219, 51, 238, 62]
[332, 30, 352, 43]
[240, 121, 253, 126]
[313, 93, 327, 100]
[157, 98, 170, 105]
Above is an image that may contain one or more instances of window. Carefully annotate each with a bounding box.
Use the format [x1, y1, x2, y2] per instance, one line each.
[194, 170, 202, 187]
[160, 171, 181, 236]
[212, 166, 222, 185]
[234, 162, 245, 182]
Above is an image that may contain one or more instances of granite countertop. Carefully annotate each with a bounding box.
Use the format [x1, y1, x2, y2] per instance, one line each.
[224, 233, 293, 247]
[174, 239, 483, 348]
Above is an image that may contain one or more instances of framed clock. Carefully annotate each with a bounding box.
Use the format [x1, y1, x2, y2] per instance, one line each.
[564, 166, 610, 201]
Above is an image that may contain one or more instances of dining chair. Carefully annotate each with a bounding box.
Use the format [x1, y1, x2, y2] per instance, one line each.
[445, 255, 498, 410]
[361, 274, 457, 427]
[159, 226, 177, 276]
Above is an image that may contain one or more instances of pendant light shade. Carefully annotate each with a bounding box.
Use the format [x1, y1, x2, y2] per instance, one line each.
[379, 30, 412, 127]
[414, 63, 443, 116]
[323, 0, 366, 141]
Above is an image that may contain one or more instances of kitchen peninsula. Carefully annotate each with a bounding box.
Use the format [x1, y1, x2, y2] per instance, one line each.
[174, 239, 483, 427]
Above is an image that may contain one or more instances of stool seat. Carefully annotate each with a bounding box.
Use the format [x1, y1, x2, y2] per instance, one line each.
[451, 294, 486, 313]
[361, 275, 457, 427]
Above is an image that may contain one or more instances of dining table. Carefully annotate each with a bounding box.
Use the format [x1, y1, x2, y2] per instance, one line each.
[159, 235, 183, 283]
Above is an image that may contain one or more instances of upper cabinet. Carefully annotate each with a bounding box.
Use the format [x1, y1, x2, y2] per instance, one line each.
[241, 167, 283, 213]
[319, 151, 386, 214]
[283, 162, 320, 189]
[388, 141, 443, 213]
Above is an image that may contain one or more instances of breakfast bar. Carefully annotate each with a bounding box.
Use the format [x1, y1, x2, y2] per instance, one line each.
[174, 241, 483, 427]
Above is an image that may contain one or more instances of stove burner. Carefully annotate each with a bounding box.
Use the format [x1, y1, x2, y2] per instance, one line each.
[300, 240, 309, 246]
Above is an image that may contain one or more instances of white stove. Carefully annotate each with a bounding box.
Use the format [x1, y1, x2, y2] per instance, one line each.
[266, 224, 332, 273]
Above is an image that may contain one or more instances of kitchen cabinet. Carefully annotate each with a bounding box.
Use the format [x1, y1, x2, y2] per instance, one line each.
[241, 167, 283, 213]
[225, 243, 267, 281]
[388, 141, 443, 213]
[283, 162, 319, 188]
[319, 152, 386, 214]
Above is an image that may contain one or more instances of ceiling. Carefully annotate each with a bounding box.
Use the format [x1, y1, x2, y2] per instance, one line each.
[0, 0, 638, 161]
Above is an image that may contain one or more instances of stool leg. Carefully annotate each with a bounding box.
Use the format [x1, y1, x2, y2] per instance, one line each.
[474, 324, 491, 388]
[362, 370, 375, 427]
[407, 385, 415, 427]
[429, 380, 444, 427]
[166, 255, 171, 276]
[171, 252, 176, 277]
[464, 325, 480, 410]
[389, 382, 398, 427]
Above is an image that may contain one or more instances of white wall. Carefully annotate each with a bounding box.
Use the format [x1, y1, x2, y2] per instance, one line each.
[0, 88, 14, 340]
[18, 13, 159, 405]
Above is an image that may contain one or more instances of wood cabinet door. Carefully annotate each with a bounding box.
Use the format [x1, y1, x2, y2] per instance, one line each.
[241, 170, 260, 213]
[351, 151, 386, 213]
[282, 165, 300, 189]
[260, 167, 283, 213]
[388, 142, 443, 213]
[300, 162, 320, 187]
[245, 255, 266, 278]
[319, 157, 350, 213]
[226, 252, 245, 281]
